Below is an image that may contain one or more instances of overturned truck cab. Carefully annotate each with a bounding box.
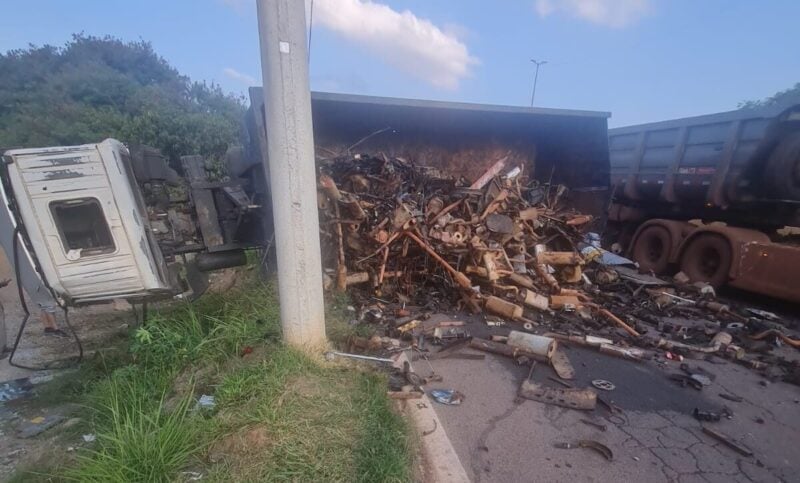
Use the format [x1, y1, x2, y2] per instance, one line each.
[0, 139, 260, 307]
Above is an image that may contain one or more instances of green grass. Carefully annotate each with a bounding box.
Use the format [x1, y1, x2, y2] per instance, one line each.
[208, 347, 412, 482]
[11, 274, 412, 482]
[68, 382, 199, 482]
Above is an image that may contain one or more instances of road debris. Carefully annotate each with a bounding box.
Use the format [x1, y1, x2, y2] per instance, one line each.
[195, 394, 216, 411]
[591, 380, 616, 391]
[17, 414, 66, 438]
[518, 363, 597, 410]
[422, 419, 438, 436]
[719, 393, 744, 403]
[702, 426, 754, 457]
[692, 408, 726, 422]
[553, 440, 614, 461]
[315, 151, 800, 420]
[579, 419, 607, 431]
[325, 351, 395, 364]
[430, 389, 465, 405]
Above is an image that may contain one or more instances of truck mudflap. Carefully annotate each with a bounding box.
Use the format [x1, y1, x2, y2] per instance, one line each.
[730, 241, 800, 303]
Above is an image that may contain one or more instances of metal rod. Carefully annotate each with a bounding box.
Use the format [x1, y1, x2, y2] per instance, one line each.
[326, 351, 395, 363]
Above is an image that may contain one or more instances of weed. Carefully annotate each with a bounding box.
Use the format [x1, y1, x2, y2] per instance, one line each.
[354, 374, 412, 483]
[67, 379, 201, 482]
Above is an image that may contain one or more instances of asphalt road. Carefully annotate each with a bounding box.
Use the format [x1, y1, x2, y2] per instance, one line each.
[413, 317, 800, 482]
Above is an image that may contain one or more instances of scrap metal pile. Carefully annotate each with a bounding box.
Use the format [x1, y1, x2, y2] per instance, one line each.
[317, 154, 800, 388]
[317, 154, 596, 315]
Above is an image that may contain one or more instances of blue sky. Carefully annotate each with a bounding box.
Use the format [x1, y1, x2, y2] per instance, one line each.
[1, 0, 798, 127]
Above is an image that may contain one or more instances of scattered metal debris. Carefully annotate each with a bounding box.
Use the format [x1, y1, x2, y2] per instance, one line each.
[579, 419, 608, 431]
[702, 426, 754, 457]
[553, 440, 613, 461]
[548, 376, 573, 388]
[693, 408, 723, 422]
[422, 419, 438, 436]
[314, 150, 800, 404]
[324, 351, 395, 364]
[591, 380, 616, 391]
[519, 364, 597, 411]
[719, 393, 744, 403]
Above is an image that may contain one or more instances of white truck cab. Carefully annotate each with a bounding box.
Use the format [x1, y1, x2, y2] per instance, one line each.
[2, 139, 173, 304]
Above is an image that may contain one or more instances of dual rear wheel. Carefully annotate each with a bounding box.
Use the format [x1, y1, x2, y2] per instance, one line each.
[631, 226, 731, 287]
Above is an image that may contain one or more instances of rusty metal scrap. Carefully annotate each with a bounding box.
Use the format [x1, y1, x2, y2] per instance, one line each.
[316, 153, 594, 316]
[553, 440, 613, 461]
[317, 153, 800, 391]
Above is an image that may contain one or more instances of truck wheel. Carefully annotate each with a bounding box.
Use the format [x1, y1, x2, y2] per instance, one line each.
[765, 131, 800, 200]
[631, 225, 671, 274]
[679, 234, 732, 287]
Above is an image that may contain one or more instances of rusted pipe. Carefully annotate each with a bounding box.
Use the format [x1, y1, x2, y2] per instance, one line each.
[598, 308, 641, 338]
[468, 337, 548, 362]
[319, 174, 342, 201]
[749, 329, 800, 349]
[404, 231, 472, 289]
[428, 198, 463, 226]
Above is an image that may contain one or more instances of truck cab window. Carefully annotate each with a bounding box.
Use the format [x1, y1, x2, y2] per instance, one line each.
[50, 198, 115, 257]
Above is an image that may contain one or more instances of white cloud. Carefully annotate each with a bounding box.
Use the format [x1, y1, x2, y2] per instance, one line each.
[313, 0, 477, 90]
[223, 67, 258, 86]
[534, 0, 652, 28]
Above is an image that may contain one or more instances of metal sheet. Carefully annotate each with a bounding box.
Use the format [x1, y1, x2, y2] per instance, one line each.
[730, 241, 800, 303]
[518, 378, 597, 410]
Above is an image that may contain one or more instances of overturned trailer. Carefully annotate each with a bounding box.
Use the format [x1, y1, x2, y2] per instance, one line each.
[243, 90, 612, 236]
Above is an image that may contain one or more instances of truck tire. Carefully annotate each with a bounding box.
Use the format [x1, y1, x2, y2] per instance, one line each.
[764, 131, 800, 200]
[679, 234, 732, 287]
[631, 225, 671, 274]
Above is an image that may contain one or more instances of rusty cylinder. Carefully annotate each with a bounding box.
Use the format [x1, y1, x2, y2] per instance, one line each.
[507, 331, 557, 359]
[517, 288, 549, 311]
[484, 296, 523, 320]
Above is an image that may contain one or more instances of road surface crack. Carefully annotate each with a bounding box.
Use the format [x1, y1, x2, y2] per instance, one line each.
[470, 404, 520, 482]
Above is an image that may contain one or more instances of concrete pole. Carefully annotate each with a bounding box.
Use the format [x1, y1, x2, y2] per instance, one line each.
[256, 0, 326, 349]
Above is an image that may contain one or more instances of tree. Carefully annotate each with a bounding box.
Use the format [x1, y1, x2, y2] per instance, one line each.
[739, 82, 800, 110]
[0, 34, 245, 162]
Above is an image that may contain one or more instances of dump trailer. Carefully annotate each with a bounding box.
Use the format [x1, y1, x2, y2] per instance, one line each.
[608, 103, 800, 302]
[244, 90, 611, 221]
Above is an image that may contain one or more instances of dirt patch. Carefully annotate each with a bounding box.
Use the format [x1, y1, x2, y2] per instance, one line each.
[0, 401, 87, 480]
[208, 424, 271, 463]
[164, 364, 215, 412]
[206, 267, 250, 294]
[285, 374, 324, 399]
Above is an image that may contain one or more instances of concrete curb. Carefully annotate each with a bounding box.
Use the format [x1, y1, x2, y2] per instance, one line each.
[395, 352, 471, 482]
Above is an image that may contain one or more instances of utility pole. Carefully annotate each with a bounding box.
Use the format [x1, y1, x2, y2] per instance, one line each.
[530, 59, 548, 107]
[256, 0, 326, 349]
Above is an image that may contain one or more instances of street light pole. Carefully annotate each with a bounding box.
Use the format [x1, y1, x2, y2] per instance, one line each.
[256, 0, 327, 350]
[530, 59, 548, 107]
